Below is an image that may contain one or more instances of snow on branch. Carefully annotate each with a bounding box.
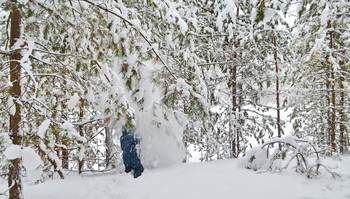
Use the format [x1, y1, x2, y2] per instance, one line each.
[80, 0, 176, 79]
[37, 141, 65, 179]
[240, 135, 341, 179]
[0, 50, 13, 55]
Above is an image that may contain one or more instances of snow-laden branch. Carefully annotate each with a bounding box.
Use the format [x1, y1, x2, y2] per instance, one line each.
[80, 0, 176, 79]
[241, 135, 341, 179]
[1, 47, 83, 58]
[198, 61, 234, 66]
[37, 141, 65, 179]
[0, 50, 13, 55]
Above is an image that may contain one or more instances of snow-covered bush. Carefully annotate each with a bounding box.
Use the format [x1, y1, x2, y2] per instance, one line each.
[240, 135, 341, 178]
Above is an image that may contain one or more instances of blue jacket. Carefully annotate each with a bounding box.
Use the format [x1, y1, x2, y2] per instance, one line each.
[120, 128, 144, 178]
[121, 128, 139, 153]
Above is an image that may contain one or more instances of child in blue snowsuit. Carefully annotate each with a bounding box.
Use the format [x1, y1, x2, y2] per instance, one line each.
[120, 128, 144, 178]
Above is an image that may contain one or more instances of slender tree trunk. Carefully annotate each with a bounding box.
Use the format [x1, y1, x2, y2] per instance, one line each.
[8, 1, 23, 199]
[338, 59, 346, 153]
[327, 26, 336, 152]
[52, 96, 69, 169]
[78, 99, 85, 173]
[326, 71, 332, 146]
[61, 140, 70, 169]
[229, 5, 240, 158]
[330, 69, 336, 152]
[273, 35, 282, 150]
[231, 57, 237, 158]
[105, 126, 116, 169]
[338, 76, 346, 153]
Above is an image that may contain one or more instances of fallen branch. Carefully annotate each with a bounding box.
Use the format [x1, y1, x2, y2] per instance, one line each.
[243, 136, 341, 179]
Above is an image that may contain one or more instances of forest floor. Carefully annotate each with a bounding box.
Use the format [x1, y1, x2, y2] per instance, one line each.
[22, 155, 350, 199]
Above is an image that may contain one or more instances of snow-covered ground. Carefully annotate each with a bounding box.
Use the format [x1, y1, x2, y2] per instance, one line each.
[23, 156, 350, 199]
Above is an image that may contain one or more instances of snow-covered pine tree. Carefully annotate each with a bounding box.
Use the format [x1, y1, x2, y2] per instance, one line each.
[1, 0, 216, 194]
[290, 0, 350, 153]
[189, 0, 292, 160]
[250, 0, 293, 146]
[115, 0, 211, 162]
[0, 0, 206, 197]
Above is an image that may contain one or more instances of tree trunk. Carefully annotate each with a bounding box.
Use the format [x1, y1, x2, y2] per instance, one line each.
[327, 25, 336, 152]
[105, 126, 116, 169]
[273, 35, 282, 146]
[231, 57, 238, 158]
[326, 70, 332, 147]
[229, 5, 240, 159]
[8, 1, 23, 198]
[330, 68, 336, 152]
[61, 141, 69, 169]
[58, 93, 70, 169]
[338, 59, 346, 153]
[78, 99, 85, 173]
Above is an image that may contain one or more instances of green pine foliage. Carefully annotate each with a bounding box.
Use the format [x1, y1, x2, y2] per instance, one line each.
[0, 1, 350, 195]
[290, 0, 350, 153]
